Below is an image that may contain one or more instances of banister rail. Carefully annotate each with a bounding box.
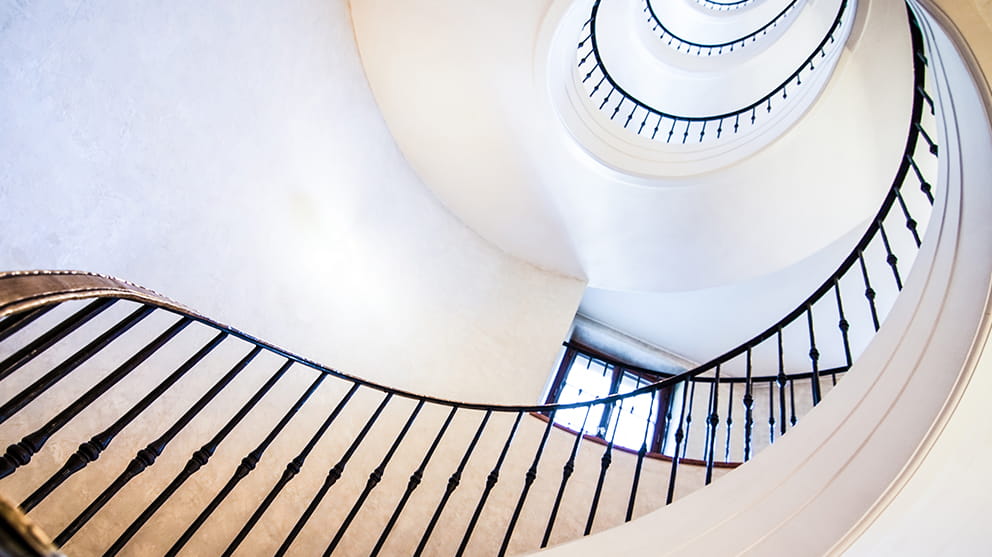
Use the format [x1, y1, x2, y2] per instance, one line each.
[0, 5, 939, 556]
[578, 0, 850, 142]
[644, 0, 800, 55]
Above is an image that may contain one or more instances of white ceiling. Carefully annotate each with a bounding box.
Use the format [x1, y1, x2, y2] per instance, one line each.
[349, 0, 916, 362]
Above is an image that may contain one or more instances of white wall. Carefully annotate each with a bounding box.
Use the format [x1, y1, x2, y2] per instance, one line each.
[0, 0, 585, 403]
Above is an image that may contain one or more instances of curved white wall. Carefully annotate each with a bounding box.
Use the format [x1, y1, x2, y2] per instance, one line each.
[0, 0, 584, 403]
[352, 0, 914, 297]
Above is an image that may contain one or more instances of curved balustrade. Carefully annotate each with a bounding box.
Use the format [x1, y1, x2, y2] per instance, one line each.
[0, 6, 941, 556]
[578, 0, 849, 142]
[695, 0, 758, 12]
[644, 0, 800, 56]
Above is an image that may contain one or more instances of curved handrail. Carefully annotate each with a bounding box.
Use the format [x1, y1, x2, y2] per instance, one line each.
[577, 0, 850, 142]
[644, 0, 800, 55]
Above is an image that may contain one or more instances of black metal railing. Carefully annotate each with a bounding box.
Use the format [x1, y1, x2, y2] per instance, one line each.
[644, 0, 800, 55]
[696, 0, 758, 12]
[0, 5, 939, 556]
[578, 0, 849, 142]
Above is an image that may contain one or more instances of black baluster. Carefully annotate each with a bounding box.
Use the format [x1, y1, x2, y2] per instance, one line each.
[0, 305, 155, 425]
[599, 87, 614, 110]
[916, 84, 935, 115]
[915, 122, 939, 155]
[61, 345, 257, 555]
[768, 380, 776, 445]
[624, 105, 637, 128]
[0, 305, 54, 344]
[667, 119, 677, 143]
[585, 401, 623, 534]
[499, 410, 556, 557]
[743, 349, 754, 462]
[681, 381, 695, 459]
[456, 412, 524, 557]
[416, 410, 492, 557]
[667, 381, 689, 504]
[834, 279, 853, 372]
[859, 252, 881, 331]
[907, 155, 934, 205]
[777, 329, 788, 433]
[223, 383, 360, 557]
[789, 379, 798, 427]
[99, 352, 283, 554]
[21, 331, 226, 511]
[275, 393, 393, 557]
[0, 316, 191, 481]
[167, 372, 326, 556]
[651, 113, 662, 140]
[894, 188, 922, 247]
[542, 406, 592, 546]
[610, 97, 623, 120]
[626, 390, 657, 522]
[878, 221, 903, 290]
[373, 406, 458, 557]
[0, 298, 115, 383]
[324, 400, 424, 556]
[704, 367, 720, 485]
[699, 121, 706, 142]
[682, 121, 690, 144]
[724, 382, 734, 463]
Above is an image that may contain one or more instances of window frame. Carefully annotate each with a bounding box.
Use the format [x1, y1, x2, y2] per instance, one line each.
[545, 341, 674, 453]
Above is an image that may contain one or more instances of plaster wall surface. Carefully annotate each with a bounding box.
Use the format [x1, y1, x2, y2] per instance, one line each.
[0, 0, 584, 404]
[351, 0, 912, 297]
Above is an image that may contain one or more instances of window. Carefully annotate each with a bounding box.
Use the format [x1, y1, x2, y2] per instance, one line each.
[545, 342, 673, 453]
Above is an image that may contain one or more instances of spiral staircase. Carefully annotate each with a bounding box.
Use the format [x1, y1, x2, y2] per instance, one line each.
[0, 0, 990, 555]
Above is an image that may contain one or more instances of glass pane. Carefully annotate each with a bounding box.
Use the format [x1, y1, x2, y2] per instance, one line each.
[604, 372, 656, 450]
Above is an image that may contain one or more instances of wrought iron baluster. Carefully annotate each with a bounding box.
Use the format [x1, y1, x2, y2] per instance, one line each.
[667, 380, 690, 504]
[499, 410, 556, 557]
[373, 406, 458, 557]
[681, 381, 695, 459]
[0, 316, 191, 481]
[416, 410, 492, 557]
[0, 299, 115, 383]
[789, 379, 798, 427]
[100, 352, 285, 554]
[743, 349, 754, 462]
[878, 221, 904, 290]
[724, 382, 734, 463]
[0, 305, 54, 344]
[704, 366, 720, 485]
[21, 330, 227, 511]
[834, 279, 852, 373]
[456, 412, 523, 557]
[168, 372, 327, 556]
[542, 406, 592, 546]
[224, 382, 360, 557]
[626, 390, 657, 522]
[0, 305, 155, 426]
[859, 252, 881, 331]
[807, 305, 822, 406]
[324, 400, 424, 556]
[585, 401, 623, 534]
[275, 393, 393, 557]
